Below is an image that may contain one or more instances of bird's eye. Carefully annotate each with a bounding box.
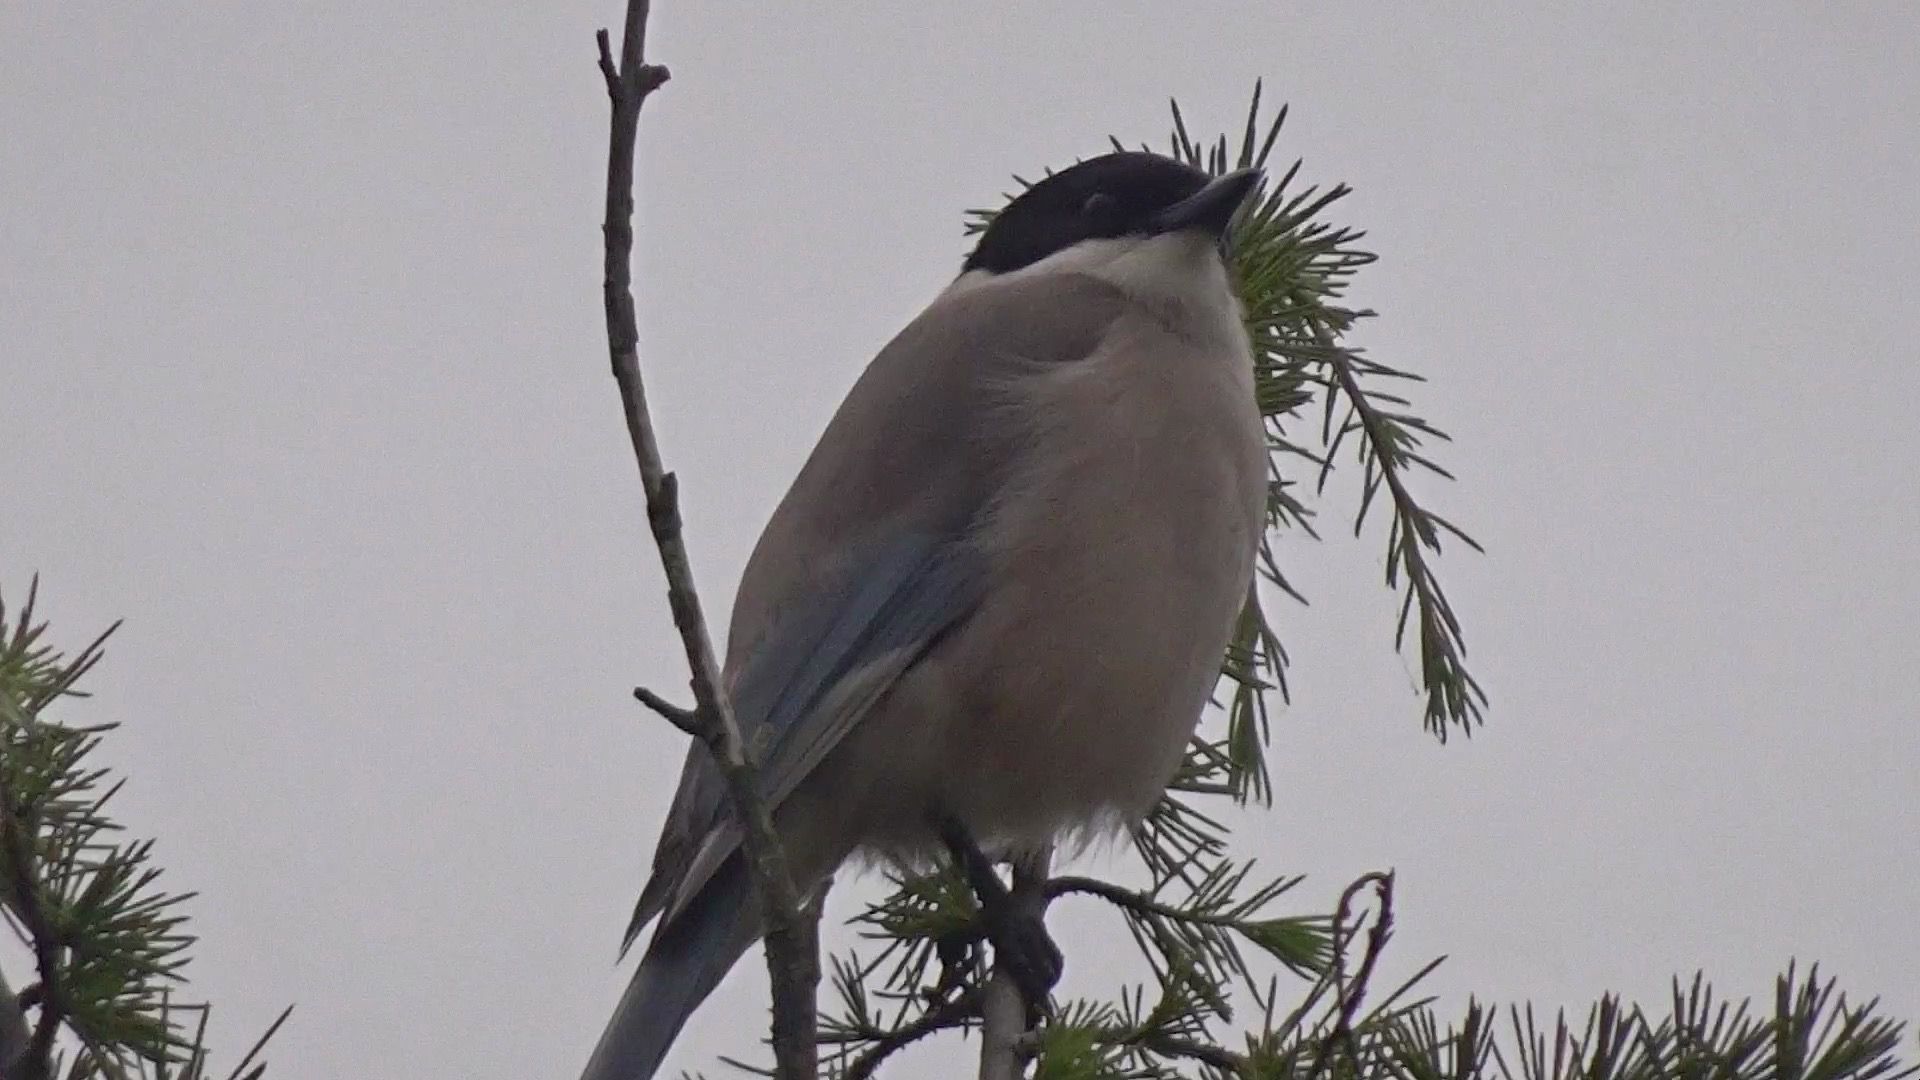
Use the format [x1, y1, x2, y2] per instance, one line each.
[1081, 192, 1114, 217]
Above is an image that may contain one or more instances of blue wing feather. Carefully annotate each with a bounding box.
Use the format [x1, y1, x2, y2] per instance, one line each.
[747, 537, 982, 808]
[621, 533, 982, 947]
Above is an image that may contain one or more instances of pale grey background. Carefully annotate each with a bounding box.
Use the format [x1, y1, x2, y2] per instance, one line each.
[2, 3, 1916, 1078]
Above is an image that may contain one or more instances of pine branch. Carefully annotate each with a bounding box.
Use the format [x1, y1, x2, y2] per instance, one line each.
[1174, 83, 1485, 752]
[860, 89, 1488, 1077]
[591, 3, 819, 1077]
[1048, 872, 1330, 989]
[833, 986, 981, 1080]
[0, 580, 289, 1080]
[1312, 335, 1488, 739]
[1126, 1030, 1247, 1075]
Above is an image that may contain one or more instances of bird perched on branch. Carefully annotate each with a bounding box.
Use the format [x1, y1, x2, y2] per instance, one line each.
[582, 150, 1268, 1080]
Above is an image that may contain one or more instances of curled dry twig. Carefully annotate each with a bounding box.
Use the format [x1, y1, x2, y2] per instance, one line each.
[1314, 870, 1397, 1072]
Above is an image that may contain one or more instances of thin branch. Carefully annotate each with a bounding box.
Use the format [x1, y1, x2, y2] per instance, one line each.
[1049, 874, 1248, 932]
[593, 3, 817, 1079]
[1129, 1030, 1248, 1075]
[840, 988, 982, 1080]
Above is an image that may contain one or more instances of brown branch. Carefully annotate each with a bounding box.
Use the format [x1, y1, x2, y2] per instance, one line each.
[593, 3, 818, 1078]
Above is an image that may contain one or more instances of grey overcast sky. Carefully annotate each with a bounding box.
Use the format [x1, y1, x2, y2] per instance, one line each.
[3, 2, 1917, 1077]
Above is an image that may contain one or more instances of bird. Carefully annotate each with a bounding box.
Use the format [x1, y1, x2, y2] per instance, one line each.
[581, 150, 1270, 1080]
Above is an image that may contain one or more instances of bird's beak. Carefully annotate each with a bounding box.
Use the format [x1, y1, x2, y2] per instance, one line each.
[1151, 167, 1264, 239]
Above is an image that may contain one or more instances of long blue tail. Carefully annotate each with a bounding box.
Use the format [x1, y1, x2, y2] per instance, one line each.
[580, 860, 760, 1080]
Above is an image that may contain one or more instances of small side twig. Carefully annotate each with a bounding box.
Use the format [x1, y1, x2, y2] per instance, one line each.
[593, 2, 817, 1078]
[1049, 874, 1240, 929]
[631, 686, 698, 738]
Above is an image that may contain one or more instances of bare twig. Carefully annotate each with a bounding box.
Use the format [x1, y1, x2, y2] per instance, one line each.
[630, 685, 699, 737]
[593, 3, 817, 1078]
[978, 848, 1054, 1080]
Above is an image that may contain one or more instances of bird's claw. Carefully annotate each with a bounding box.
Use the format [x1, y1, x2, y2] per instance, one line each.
[987, 908, 1063, 1025]
[931, 812, 1060, 1024]
[927, 906, 1060, 1023]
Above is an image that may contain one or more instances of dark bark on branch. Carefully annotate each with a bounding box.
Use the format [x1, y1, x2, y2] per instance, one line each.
[593, 3, 818, 1077]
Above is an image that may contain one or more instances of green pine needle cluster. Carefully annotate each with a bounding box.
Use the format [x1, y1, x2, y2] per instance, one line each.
[1198, 83, 1485, 753]
[0, 579, 289, 1080]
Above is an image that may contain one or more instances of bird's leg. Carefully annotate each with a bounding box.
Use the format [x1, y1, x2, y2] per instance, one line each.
[933, 814, 1062, 1018]
[927, 822, 990, 1001]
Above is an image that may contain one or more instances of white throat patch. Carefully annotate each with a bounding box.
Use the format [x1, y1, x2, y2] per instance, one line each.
[947, 232, 1234, 314]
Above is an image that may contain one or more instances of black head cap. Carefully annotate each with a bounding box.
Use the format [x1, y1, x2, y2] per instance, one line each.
[963, 151, 1262, 275]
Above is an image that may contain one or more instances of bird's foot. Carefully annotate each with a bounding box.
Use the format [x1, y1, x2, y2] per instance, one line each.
[983, 905, 1062, 1025]
[932, 813, 1062, 1024]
